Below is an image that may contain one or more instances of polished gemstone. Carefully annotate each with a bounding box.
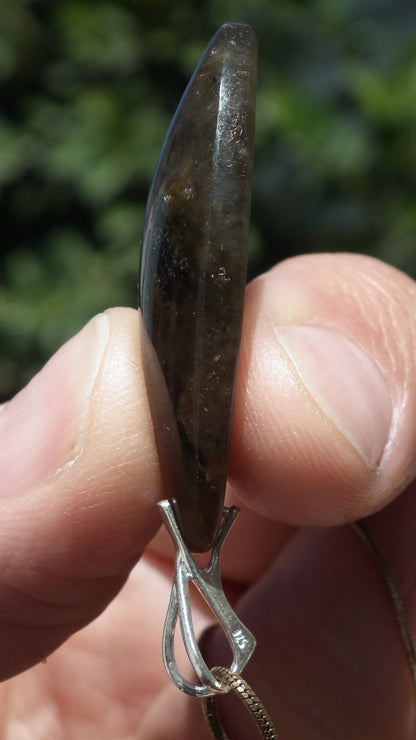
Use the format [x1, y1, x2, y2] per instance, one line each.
[140, 23, 257, 552]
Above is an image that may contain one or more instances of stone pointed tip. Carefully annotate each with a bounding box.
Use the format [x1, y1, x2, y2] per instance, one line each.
[210, 22, 257, 53]
[217, 21, 255, 35]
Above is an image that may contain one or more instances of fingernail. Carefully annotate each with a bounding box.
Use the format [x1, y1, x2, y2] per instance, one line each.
[276, 325, 392, 467]
[0, 313, 110, 497]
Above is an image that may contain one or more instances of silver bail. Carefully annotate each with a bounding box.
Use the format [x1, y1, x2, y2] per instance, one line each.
[159, 499, 256, 697]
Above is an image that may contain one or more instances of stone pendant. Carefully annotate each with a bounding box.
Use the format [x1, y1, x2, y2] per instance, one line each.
[139, 23, 257, 552]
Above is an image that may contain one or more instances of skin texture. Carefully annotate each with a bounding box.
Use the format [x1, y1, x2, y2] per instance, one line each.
[0, 253, 415, 739]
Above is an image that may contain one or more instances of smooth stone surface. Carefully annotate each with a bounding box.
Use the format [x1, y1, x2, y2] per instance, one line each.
[140, 23, 257, 552]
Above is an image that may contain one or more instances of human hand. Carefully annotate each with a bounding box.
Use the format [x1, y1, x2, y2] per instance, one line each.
[0, 253, 415, 739]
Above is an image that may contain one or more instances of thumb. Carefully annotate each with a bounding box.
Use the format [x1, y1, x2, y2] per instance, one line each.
[230, 253, 416, 525]
[0, 307, 161, 680]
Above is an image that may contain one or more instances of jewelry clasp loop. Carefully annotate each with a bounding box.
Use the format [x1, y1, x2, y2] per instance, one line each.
[159, 500, 256, 697]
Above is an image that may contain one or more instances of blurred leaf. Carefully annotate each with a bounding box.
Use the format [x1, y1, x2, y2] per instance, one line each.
[1, 0, 416, 400]
[58, 2, 142, 75]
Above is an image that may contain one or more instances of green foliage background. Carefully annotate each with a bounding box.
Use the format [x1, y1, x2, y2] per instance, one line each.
[1, 0, 416, 400]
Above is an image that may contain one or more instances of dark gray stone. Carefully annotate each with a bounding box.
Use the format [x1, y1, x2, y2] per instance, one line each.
[140, 23, 257, 551]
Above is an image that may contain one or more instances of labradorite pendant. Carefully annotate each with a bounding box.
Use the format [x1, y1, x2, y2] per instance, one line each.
[139, 23, 257, 552]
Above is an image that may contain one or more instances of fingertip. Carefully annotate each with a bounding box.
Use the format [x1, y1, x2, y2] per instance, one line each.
[36, 306, 163, 574]
[0, 306, 162, 551]
[0, 308, 163, 678]
[230, 254, 416, 525]
[230, 296, 374, 524]
[0, 311, 111, 498]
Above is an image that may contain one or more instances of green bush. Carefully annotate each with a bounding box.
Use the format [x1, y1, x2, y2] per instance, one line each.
[1, 0, 416, 399]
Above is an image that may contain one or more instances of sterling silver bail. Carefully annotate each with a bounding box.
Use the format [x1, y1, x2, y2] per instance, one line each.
[159, 500, 256, 698]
